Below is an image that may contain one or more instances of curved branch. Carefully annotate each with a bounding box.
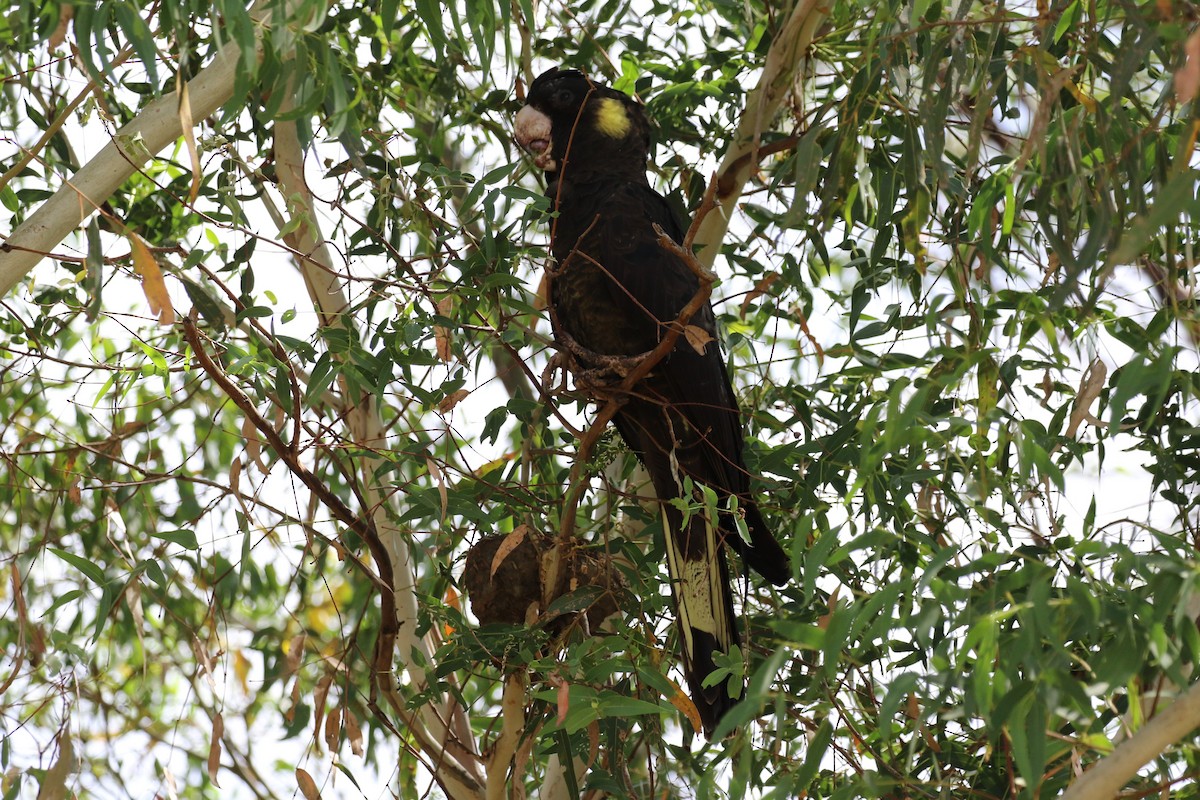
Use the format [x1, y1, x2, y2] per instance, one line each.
[691, 0, 828, 269]
[1061, 679, 1200, 800]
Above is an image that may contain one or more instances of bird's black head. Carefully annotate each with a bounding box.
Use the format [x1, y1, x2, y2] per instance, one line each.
[514, 67, 650, 179]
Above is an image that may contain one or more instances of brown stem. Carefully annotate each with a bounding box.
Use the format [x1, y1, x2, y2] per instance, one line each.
[180, 313, 393, 608]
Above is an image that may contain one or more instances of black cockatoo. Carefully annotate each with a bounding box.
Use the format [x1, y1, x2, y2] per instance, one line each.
[514, 67, 790, 737]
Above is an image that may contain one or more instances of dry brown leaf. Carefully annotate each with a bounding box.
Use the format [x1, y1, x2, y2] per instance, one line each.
[343, 705, 364, 756]
[1040, 369, 1055, 405]
[296, 768, 322, 800]
[312, 673, 333, 751]
[9, 561, 27, 630]
[229, 458, 243, 507]
[242, 417, 268, 472]
[192, 636, 217, 691]
[48, 6, 72, 49]
[534, 271, 551, 311]
[557, 680, 570, 726]
[1065, 358, 1108, 440]
[523, 599, 540, 625]
[207, 713, 223, 787]
[36, 731, 73, 800]
[438, 388, 470, 413]
[1177, 30, 1200, 103]
[683, 324, 714, 355]
[125, 581, 145, 654]
[285, 633, 306, 676]
[585, 721, 601, 772]
[739, 271, 780, 318]
[435, 296, 454, 362]
[922, 723, 942, 752]
[795, 310, 825, 366]
[490, 525, 530, 578]
[285, 677, 301, 723]
[323, 704, 341, 752]
[817, 586, 841, 631]
[129, 234, 176, 325]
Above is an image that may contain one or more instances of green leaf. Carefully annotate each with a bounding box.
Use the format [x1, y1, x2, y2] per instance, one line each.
[50, 548, 108, 586]
[151, 529, 199, 550]
[595, 693, 667, 718]
[796, 719, 833, 789]
[1108, 170, 1200, 268]
[414, 0, 446, 56]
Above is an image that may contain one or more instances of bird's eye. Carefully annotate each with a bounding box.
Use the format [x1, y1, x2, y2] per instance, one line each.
[553, 89, 574, 106]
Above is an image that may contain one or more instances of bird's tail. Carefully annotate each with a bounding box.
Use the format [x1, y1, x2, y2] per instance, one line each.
[663, 505, 740, 738]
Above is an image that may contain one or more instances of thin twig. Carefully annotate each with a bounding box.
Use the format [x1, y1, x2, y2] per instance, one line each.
[181, 312, 390, 593]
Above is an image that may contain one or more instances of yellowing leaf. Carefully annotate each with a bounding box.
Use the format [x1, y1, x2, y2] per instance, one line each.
[444, 585, 459, 637]
[207, 713, 223, 787]
[234, 650, 251, 695]
[178, 81, 201, 205]
[666, 678, 703, 733]
[130, 234, 175, 325]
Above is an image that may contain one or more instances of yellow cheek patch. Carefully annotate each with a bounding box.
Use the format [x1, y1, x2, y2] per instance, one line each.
[594, 97, 632, 138]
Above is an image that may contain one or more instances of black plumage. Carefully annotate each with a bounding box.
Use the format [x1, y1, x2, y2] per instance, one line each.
[514, 67, 790, 737]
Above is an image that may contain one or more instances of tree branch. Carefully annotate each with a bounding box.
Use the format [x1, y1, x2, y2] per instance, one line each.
[691, 0, 828, 269]
[1061, 679, 1200, 800]
[272, 91, 484, 795]
[0, 12, 263, 297]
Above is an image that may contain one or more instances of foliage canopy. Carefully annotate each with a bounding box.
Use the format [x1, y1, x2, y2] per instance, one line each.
[1, 0, 1199, 798]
